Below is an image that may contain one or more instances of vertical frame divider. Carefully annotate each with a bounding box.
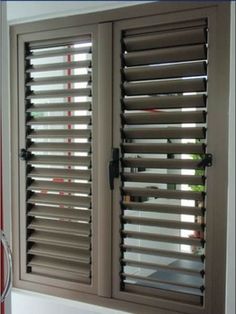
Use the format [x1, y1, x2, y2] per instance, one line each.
[97, 22, 113, 298]
[205, 4, 230, 314]
[112, 21, 123, 300]
[18, 36, 28, 279]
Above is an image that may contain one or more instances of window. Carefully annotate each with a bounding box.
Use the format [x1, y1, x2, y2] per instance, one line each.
[114, 18, 208, 307]
[15, 25, 99, 295]
[11, 3, 230, 314]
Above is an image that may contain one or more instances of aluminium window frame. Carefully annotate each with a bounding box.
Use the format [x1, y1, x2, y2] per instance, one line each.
[10, 2, 230, 314]
[17, 23, 99, 295]
[112, 7, 230, 314]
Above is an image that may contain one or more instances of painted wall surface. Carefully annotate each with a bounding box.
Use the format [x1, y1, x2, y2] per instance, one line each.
[2, 2, 235, 314]
[1, 2, 12, 314]
[7, 1, 146, 24]
[12, 290, 128, 314]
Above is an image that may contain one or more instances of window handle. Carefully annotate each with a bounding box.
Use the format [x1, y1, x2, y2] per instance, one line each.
[109, 148, 120, 190]
[19, 148, 31, 161]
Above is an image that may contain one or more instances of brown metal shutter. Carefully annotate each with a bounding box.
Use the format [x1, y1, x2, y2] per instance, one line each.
[22, 36, 93, 285]
[118, 19, 209, 306]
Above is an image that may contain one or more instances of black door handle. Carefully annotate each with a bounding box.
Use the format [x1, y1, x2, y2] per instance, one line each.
[109, 148, 119, 190]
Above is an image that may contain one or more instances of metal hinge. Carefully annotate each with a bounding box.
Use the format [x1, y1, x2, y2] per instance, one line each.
[198, 153, 213, 168]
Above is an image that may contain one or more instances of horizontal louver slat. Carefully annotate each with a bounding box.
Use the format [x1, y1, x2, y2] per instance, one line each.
[124, 94, 206, 110]
[124, 78, 206, 96]
[125, 19, 207, 36]
[122, 273, 201, 290]
[28, 143, 91, 152]
[122, 187, 204, 201]
[122, 143, 205, 154]
[123, 215, 204, 230]
[27, 60, 91, 72]
[28, 129, 91, 139]
[124, 44, 206, 67]
[123, 127, 205, 139]
[27, 46, 91, 59]
[29, 35, 91, 49]
[28, 256, 90, 276]
[122, 173, 204, 185]
[27, 115, 91, 125]
[28, 243, 91, 263]
[28, 180, 91, 194]
[28, 218, 90, 236]
[28, 205, 91, 221]
[27, 156, 91, 167]
[30, 265, 91, 284]
[28, 231, 90, 250]
[28, 167, 91, 179]
[28, 193, 91, 208]
[124, 28, 206, 51]
[122, 158, 203, 169]
[124, 62, 206, 81]
[122, 245, 204, 262]
[27, 88, 91, 99]
[27, 102, 91, 112]
[122, 259, 203, 276]
[26, 74, 91, 86]
[122, 230, 204, 246]
[123, 111, 206, 125]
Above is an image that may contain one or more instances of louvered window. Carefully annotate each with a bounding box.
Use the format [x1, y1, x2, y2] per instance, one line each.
[117, 20, 208, 306]
[11, 3, 230, 314]
[111, 14, 228, 308]
[18, 31, 97, 289]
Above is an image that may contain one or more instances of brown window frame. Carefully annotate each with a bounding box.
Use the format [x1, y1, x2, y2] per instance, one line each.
[10, 2, 230, 314]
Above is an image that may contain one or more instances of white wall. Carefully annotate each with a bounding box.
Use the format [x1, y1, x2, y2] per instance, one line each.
[7, 1, 146, 24]
[12, 290, 127, 314]
[3, 2, 235, 314]
[1, 2, 12, 314]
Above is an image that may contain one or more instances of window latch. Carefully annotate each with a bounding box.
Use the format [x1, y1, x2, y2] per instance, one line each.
[198, 153, 213, 168]
[109, 148, 120, 190]
[19, 148, 31, 161]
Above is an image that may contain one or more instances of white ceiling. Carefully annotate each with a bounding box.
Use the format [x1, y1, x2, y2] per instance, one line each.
[7, 1, 149, 24]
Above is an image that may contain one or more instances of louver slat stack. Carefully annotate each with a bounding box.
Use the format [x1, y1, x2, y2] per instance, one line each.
[24, 36, 93, 284]
[119, 20, 208, 305]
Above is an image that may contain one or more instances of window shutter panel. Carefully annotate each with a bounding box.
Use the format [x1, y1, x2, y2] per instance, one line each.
[114, 18, 210, 308]
[20, 32, 96, 289]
